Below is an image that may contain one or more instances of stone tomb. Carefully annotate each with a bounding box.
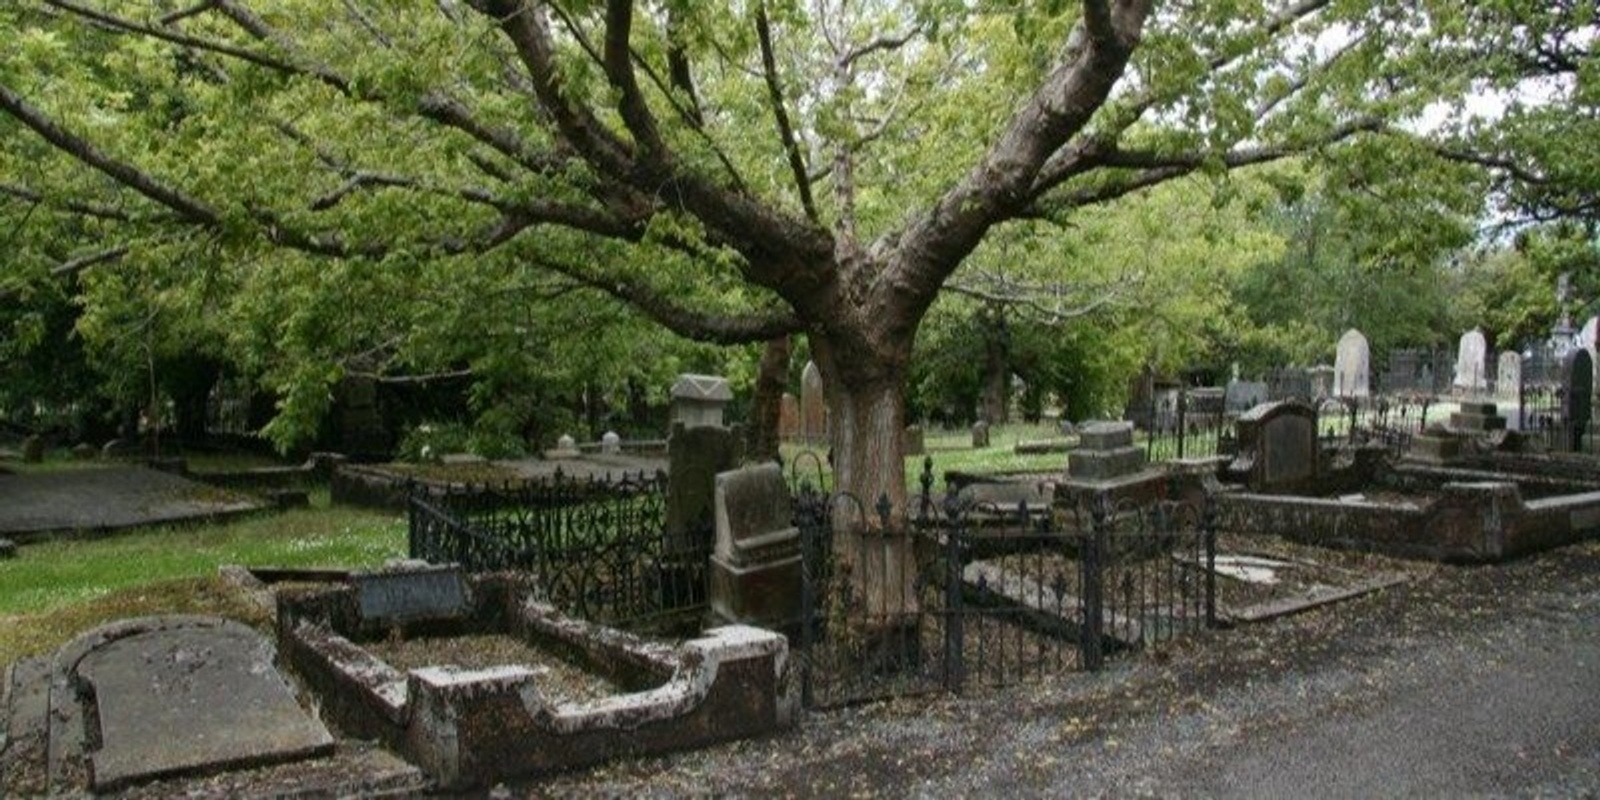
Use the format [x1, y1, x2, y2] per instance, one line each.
[670, 373, 734, 429]
[778, 392, 800, 439]
[1067, 421, 1146, 481]
[903, 424, 926, 457]
[1225, 401, 1319, 491]
[708, 463, 803, 630]
[71, 616, 334, 791]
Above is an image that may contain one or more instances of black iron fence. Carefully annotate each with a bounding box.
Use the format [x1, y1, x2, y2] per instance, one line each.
[407, 471, 710, 628]
[796, 484, 1217, 709]
[1130, 388, 1235, 463]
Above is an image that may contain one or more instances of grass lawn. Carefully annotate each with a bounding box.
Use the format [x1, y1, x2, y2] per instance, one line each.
[781, 422, 1072, 493]
[0, 494, 405, 664]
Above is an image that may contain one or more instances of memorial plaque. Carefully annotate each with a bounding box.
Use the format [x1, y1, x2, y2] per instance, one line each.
[353, 566, 470, 623]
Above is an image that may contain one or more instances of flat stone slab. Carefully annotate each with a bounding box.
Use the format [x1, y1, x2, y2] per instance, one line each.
[76, 623, 334, 790]
[0, 467, 260, 539]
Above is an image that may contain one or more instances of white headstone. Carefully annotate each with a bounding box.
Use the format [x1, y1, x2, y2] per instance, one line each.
[1333, 329, 1370, 398]
[1453, 329, 1488, 392]
[600, 431, 621, 455]
[1580, 316, 1599, 352]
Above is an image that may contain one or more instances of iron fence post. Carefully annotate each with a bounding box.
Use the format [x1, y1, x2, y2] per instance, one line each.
[405, 479, 419, 560]
[944, 515, 966, 694]
[1081, 494, 1107, 672]
[1177, 387, 1188, 460]
[1203, 492, 1218, 628]
[799, 505, 816, 709]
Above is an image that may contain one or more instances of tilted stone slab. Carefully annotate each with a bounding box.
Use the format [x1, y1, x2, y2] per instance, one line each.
[1068, 445, 1145, 480]
[1079, 421, 1135, 450]
[76, 621, 333, 791]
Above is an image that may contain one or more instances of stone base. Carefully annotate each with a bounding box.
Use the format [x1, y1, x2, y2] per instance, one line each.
[708, 554, 803, 631]
[1449, 411, 1507, 432]
[1407, 434, 1465, 465]
[1067, 445, 1145, 480]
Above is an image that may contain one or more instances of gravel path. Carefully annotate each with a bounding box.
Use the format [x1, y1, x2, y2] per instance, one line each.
[518, 540, 1600, 797]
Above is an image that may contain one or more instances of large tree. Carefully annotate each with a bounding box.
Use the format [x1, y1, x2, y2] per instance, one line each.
[0, 0, 1530, 515]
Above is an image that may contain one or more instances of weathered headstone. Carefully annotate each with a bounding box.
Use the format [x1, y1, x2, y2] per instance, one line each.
[1123, 364, 1157, 429]
[669, 374, 734, 429]
[75, 618, 334, 791]
[101, 438, 138, 459]
[1497, 352, 1523, 401]
[1067, 421, 1145, 481]
[71, 442, 96, 460]
[778, 393, 800, 440]
[351, 566, 471, 624]
[1225, 401, 1318, 491]
[1333, 329, 1370, 398]
[1385, 349, 1422, 393]
[21, 434, 43, 463]
[799, 361, 826, 442]
[600, 431, 621, 455]
[665, 422, 743, 553]
[708, 463, 802, 630]
[1225, 380, 1269, 413]
[0, 537, 15, 559]
[1453, 329, 1489, 393]
[544, 433, 580, 460]
[903, 424, 925, 457]
[1582, 316, 1600, 353]
[971, 420, 991, 448]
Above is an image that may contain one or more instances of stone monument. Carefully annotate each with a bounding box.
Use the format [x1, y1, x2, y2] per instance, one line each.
[1224, 401, 1319, 491]
[707, 463, 803, 631]
[1453, 329, 1488, 393]
[799, 361, 826, 442]
[971, 420, 991, 448]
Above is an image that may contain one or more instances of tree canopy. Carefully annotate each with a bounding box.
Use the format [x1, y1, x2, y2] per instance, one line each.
[1, 0, 1589, 507]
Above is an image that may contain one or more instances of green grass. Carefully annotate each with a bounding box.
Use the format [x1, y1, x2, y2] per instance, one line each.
[781, 423, 1072, 493]
[0, 494, 405, 618]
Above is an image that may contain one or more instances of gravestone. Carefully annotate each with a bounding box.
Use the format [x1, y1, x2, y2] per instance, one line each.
[71, 442, 96, 460]
[1453, 329, 1489, 393]
[21, 434, 43, 463]
[1385, 349, 1422, 393]
[778, 393, 800, 440]
[351, 566, 471, 624]
[1407, 424, 1466, 465]
[75, 618, 334, 791]
[1225, 401, 1319, 491]
[101, 438, 138, 459]
[1497, 352, 1523, 401]
[544, 433, 580, 460]
[0, 537, 15, 559]
[1123, 365, 1157, 429]
[903, 424, 925, 457]
[799, 361, 827, 442]
[1333, 330, 1370, 398]
[599, 431, 621, 455]
[1067, 421, 1145, 481]
[1563, 349, 1594, 451]
[1579, 316, 1600, 352]
[1225, 380, 1268, 413]
[669, 374, 733, 429]
[971, 420, 991, 448]
[708, 463, 802, 630]
[665, 422, 742, 557]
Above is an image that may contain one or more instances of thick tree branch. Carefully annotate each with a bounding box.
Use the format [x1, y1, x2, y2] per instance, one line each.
[757, 2, 820, 222]
[530, 256, 804, 345]
[0, 183, 135, 222]
[0, 81, 221, 225]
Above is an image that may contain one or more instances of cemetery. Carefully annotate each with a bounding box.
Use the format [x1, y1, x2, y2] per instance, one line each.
[2, 0, 1597, 794]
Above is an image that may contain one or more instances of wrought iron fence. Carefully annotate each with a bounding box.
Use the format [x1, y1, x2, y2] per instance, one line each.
[1131, 388, 1236, 464]
[407, 471, 710, 627]
[795, 484, 1217, 709]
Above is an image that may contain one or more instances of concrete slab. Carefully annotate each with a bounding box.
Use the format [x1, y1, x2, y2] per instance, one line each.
[76, 623, 333, 790]
[0, 466, 260, 540]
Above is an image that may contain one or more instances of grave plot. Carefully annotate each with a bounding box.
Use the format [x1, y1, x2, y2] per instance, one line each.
[0, 615, 424, 796]
[278, 565, 795, 790]
[0, 466, 261, 541]
[1198, 533, 1425, 623]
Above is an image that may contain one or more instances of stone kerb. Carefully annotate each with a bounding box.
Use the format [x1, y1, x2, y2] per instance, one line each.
[1224, 401, 1318, 492]
[709, 463, 803, 630]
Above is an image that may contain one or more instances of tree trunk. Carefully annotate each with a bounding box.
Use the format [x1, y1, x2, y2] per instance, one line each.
[747, 335, 790, 462]
[811, 334, 919, 633]
[980, 304, 1009, 424]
